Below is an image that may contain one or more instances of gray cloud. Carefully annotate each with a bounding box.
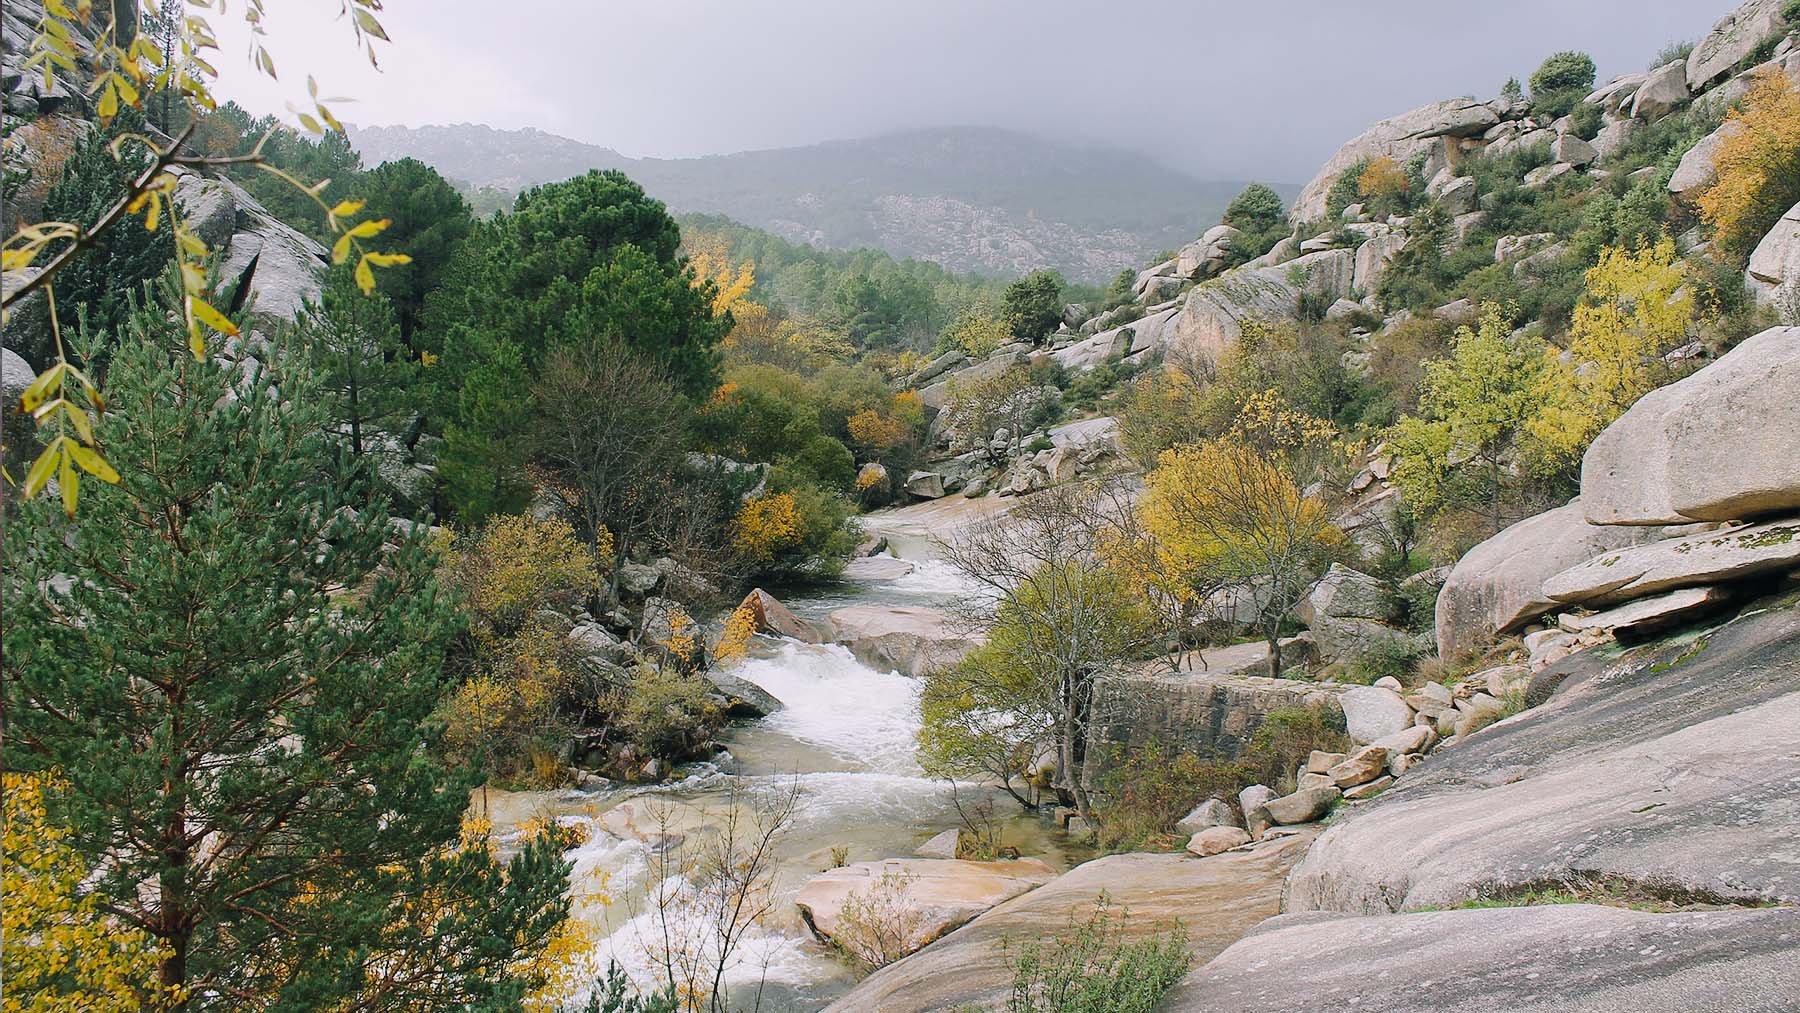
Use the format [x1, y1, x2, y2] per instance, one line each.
[218, 0, 1740, 183]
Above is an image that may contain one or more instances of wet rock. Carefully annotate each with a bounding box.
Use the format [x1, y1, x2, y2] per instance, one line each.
[916, 828, 961, 860]
[738, 588, 821, 643]
[704, 671, 782, 718]
[826, 605, 982, 677]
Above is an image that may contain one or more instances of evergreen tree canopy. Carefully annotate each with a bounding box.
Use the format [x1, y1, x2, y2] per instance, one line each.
[2, 272, 569, 1008]
[356, 157, 475, 345]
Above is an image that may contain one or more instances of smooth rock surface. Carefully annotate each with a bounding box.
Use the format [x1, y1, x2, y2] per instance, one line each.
[1165, 905, 1800, 1013]
[826, 605, 982, 677]
[1746, 200, 1800, 303]
[1292, 100, 1498, 221]
[829, 833, 1317, 1013]
[1557, 585, 1734, 638]
[1581, 326, 1800, 525]
[1175, 798, 1242, 835]
[1687, 0, 1790, 90]
[1261, 785, 1340, 825]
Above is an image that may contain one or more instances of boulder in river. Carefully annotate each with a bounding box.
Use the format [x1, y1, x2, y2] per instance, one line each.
[826, 605, 982, 677]
[796, 857, 1056, 962]
[738, 588, 821, 643]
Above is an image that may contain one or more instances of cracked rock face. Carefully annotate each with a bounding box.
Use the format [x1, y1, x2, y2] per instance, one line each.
[1291, 99, 1501, 222]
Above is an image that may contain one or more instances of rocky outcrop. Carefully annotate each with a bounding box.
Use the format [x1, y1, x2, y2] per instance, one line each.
[1080, 657, 1341, 786]
[1292, 100, 1500, 223]
[1168, 249, 1353, 364]
[1581, 326, 1800, 525]
[1745, 200, 1800, 304]
[1668, 121, 1742, 200]
[703, 670, 782, 718]
[826, 832, 1317, 1013]
[1433, 499, 1673, 658]
[1631, 60, 1691, 120]
[1686, 0, 1791, 91]
[1543, 517, 1800, 609]
[826, 605, 981, 677]
[796, 857, 1056, 960]
[1165, 905, 1800, 1012]
[1286, 597, 1800, 915]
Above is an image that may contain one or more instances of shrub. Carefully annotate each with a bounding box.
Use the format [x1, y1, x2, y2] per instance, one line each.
[1568, 102, 1604, 141]
[1004, 898, 1190, 1013]
[939, 311, 1014, 359]
[1785, 0, 1800, 26]
[1340, 635, 1430, 687]
[1004, 270, 1066, 345]
[1245, 706, 1352, 792]
[455, 515, 599, 639]
[832, 870, 927, 969]
[1530, 51, 1596, 117]
[615, 666, 721, 762]
[1650, 40, 1695, 70]
[1098, 745, 1252, 852]
[1325, 160, 1370, 219]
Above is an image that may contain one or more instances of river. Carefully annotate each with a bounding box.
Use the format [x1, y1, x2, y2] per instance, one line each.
[484, 501, 1078, 1011]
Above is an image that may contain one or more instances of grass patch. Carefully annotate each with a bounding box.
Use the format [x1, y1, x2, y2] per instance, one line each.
[1423, 874, 1781, 914]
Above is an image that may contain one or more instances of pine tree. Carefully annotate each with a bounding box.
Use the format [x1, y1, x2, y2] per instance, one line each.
[2, 271, 570, 1009]
[292, 264, 421, 461]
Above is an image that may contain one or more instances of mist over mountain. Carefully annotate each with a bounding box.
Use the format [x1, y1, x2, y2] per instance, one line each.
[346, 123, 1290, 281]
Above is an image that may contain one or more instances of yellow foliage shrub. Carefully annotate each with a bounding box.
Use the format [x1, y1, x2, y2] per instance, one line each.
[732, 492, 803, 562]
[1357, 156, 1409, 200]
[453, 514, 598, 637]
[712, 603, 759, 666]
[1697, 68, 1800, 258]
[3, 772, 178, 1012]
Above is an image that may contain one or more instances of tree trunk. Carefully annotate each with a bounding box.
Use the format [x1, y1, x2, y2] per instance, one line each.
[1266, 630, 1282, 679]
[159, 794, 191, 1008]
[347, 369, 363, 458]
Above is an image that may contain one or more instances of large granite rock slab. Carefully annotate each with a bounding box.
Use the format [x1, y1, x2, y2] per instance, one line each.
[1165, 905, 1800, 1013]
[1543, 516, 1800, 608]
[1434, 499, 1672, 658]
[1167, 250, 1352, 365]
[1746, 200, 1800, 305]
[826, 832, 1316, 1013]
[826, 605, 982, 677]
[1582, 326, 1800, 524]
[1687, 0, 1790, 91]
[796, 857, 1055, 961]
[1286, 596, 1800, 915]
[736, 588, 820, 643]
[1080, 662, 1342, 786]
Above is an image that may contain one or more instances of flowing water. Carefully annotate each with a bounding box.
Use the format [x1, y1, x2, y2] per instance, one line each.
[486, 509, 1075, 1010]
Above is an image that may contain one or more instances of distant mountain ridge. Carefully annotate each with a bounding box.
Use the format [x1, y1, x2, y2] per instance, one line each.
[345, 123, 1293, 281]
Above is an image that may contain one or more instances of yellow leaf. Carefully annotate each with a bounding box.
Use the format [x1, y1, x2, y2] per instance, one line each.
[331, 232, 354, 265]
[20, 363, 65, 413]
[255, 46, 277, 78]
[96, 81, 118, 123]
[22, 439, 61, 496]
[363, 251, 412, 267]
[60, 451, 77, 516]
[354, 256, 376, 294]
[189, 297, 239, 338]
[346, 218, 391, 240]
[69, 444, 119, 483]
[143, 192, 161, 232]
[60, 402, 94, 444]
[329, 199, 366, 218]
[352, 8, 390, 41]
[114, 74, 138, 107]
[1, 248, 38, 271]
[297, 112, 321, 134]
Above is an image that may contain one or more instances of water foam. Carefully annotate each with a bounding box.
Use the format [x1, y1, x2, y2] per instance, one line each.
[729, 641, 923, 776]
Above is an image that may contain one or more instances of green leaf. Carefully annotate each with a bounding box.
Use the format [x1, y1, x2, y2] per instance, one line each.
[69, 443, 119, 483]
[22, 438, 61, 496]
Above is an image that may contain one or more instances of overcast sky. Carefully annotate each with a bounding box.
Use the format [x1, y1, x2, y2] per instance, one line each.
[216, 0, 1740, 183]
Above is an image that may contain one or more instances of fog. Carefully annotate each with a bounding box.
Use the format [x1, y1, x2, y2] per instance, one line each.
[215, 0, 1739, 182]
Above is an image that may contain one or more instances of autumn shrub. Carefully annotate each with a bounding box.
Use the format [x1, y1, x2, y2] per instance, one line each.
[832, 870, 928, 969]
[1245, 705, 1353, 793]
[938, 311, 1014, 359]
[1097, 745, 1253, 852]
[1697, 69, 1800, 262]
[455, 515, 599, 639]
[614, 665, 721, 762]
[1004, 898, 1190, 1013]
[1339, 635, 1431, 687]
[440, 624, 583, 785]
